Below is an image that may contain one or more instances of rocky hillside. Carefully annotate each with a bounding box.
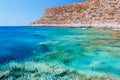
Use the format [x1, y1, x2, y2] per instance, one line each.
[31, 0, 120, 26]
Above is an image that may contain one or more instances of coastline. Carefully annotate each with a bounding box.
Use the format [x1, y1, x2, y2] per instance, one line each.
[31, 0, 120, 31]
[31, 22, 120, 31]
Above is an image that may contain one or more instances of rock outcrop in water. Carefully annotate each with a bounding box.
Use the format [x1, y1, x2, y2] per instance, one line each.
[31, 0, 120, 29]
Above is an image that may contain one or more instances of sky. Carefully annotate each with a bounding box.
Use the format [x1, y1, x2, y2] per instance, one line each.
[0, 0, 86, 26]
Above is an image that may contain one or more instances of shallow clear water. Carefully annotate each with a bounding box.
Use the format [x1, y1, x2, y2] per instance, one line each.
[0, 27, 120, 79]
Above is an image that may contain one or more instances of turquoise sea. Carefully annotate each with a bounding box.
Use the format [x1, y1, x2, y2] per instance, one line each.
[0, 27, 120, 80]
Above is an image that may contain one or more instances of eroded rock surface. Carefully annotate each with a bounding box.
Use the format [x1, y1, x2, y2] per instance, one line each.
[31, 0, 120, 28]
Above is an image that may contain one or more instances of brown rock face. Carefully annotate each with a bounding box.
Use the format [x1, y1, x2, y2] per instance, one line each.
[32, 0, 120, 25]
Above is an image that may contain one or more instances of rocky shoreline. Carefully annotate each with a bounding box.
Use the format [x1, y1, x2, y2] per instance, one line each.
[31, 22, 120, 31]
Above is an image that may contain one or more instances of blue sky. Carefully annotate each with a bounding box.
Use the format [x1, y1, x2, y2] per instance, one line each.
[0, 0, 85, 26]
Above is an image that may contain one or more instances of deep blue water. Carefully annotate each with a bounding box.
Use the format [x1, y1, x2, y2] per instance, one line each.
[0, 27, 52, 64]
[0, 27, 120, 79]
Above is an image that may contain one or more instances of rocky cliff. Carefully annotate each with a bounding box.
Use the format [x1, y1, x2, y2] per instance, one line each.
[31, 0, 120, 29]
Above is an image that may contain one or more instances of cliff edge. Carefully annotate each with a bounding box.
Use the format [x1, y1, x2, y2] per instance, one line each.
[31, 0, 120, 30]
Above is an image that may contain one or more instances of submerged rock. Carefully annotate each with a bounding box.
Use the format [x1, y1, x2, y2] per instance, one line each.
[0, 71, 10, 79]
[39, 44, 51, 53]
[0, 61, 119, 80]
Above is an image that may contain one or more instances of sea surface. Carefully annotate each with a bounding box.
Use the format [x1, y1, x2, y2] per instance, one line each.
[0, 26, 120, 80]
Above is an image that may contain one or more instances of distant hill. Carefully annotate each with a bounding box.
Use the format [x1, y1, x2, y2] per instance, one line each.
[31, 0, 120, 29]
